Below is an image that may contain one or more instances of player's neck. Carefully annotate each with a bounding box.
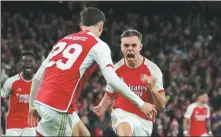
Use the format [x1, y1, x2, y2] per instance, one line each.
[126, 55, 144, 68]
[196, 101, 204, 106]
[21, 72, 33, 81]
[81, 26, 99, 37]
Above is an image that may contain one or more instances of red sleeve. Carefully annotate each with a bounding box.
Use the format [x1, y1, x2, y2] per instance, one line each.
[106, 64, 114, 68]
[105, 90, 115, 97]
[158, 89, 165, 93]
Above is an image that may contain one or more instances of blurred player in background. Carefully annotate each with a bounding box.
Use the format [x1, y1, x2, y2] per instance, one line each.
[1, 51, 36, 136]
[93, 29, 167, 136]
[28, 7, 156, 136]
[183, 91, 213, 136]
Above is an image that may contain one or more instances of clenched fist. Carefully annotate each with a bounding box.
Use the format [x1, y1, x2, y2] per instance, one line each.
[93, 105, 105, 116]
[141, 75, 157, 92]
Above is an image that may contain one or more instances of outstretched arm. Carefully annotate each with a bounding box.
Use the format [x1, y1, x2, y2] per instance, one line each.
[101, 67, 145, 108]
[29, 63, 47, 109]
[93, 92, 115, 116]
[29, 51, 52, 109]
[28, 52, 52, 127]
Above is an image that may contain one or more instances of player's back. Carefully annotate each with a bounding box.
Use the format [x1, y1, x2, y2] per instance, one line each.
[35, 31, 101, 113]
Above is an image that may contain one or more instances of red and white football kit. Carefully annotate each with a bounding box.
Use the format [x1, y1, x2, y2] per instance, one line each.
[31, 30, 145, 136]
[106, 58, 165, 136]
[1, 73, 35, 136]
[184, 103, 210, 136]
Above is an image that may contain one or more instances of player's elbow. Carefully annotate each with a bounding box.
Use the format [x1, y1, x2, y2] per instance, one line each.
[156, 104, 165, 110]
[160, 104, 166, 109]
[156, 100, 167, 110]
[183, 117, 190, 124]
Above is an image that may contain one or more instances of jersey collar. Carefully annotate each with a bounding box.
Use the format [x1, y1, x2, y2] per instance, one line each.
[19, 72, 33, 82]
[124, 56, 145, 69]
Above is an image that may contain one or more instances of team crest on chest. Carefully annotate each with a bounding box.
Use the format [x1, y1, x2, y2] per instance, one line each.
[16, 88, 22, 92]
[140, 74, 147, 83]
[195, 111, 198, 115]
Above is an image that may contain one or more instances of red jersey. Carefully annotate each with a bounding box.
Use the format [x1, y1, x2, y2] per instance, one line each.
[184, 103, 210, 136]
[35, 31, 113, 114]
[106, 58, 165, 122]
[1, 73, 33, 129]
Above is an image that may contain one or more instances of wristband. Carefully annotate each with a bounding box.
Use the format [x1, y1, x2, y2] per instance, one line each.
[183, 130, 188, 135]
[138, 100, 145, 109]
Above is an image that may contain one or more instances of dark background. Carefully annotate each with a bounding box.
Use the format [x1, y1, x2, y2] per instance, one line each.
[1, 1, 221, 136]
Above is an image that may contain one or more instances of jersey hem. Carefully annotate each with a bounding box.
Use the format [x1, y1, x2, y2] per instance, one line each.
[34, 100, 67, 113]
[113, 108, 153, 123]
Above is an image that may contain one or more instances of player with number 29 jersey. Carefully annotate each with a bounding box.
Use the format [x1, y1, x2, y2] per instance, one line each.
[35, 30, 112, 114]
[29, 7, 152, 136]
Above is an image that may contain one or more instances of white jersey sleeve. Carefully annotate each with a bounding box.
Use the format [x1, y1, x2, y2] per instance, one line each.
[184, 103, 196, 119]
[29, 51, 52, 108]
[1, 78, 13, 98]
[101, 67, 144, 108]
[1, 75, 19, 98]
[90, 42, 113, 70]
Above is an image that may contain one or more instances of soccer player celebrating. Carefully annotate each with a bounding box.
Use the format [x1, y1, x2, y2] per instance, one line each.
[93, 29, 167, 136]
[1, 51, 36, 136]
[183, 91, 213, 136]
[28, 7, 156, 136]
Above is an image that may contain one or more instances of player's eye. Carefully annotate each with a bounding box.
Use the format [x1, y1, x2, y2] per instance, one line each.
[123, 44, 130, 47]
[132, 44, 137, 47]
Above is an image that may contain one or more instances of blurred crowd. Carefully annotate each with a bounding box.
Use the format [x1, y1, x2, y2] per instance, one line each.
[1, 3, 221, 136]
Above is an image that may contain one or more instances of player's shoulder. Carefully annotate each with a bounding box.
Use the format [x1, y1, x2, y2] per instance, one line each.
[203, 104, 210, 109]
[87, 32, 109, 48]
[4, 74, 20, 85]
[187, 102, 198, 109]
[143, 58, 162, 75]
[114, 59, 125, 71]
[86, 32, 110, 53]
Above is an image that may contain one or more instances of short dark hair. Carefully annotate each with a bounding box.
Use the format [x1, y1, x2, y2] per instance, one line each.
[80, 7, 105, 26]
[121, 29, 142, 41]
[195, 90, 207, 100]
[21, 51, 36, 59]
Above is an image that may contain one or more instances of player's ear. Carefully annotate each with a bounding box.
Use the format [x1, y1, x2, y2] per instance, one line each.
[120, 44, 123, 50]
[120, 40, 123, 50]
[79, 22, 83, 30]
[140, 43, 143, 51]
[18, 60, 23, 71]
[98, 22, 103, 32]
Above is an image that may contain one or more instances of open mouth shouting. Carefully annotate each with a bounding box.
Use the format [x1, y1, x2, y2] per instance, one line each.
[127, 52, 135, 61]
[24, 66, 32, 72]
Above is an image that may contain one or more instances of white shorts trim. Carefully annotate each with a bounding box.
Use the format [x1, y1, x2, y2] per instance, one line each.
[201, 133, 209, 136]
[34, 100, 67, 113]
